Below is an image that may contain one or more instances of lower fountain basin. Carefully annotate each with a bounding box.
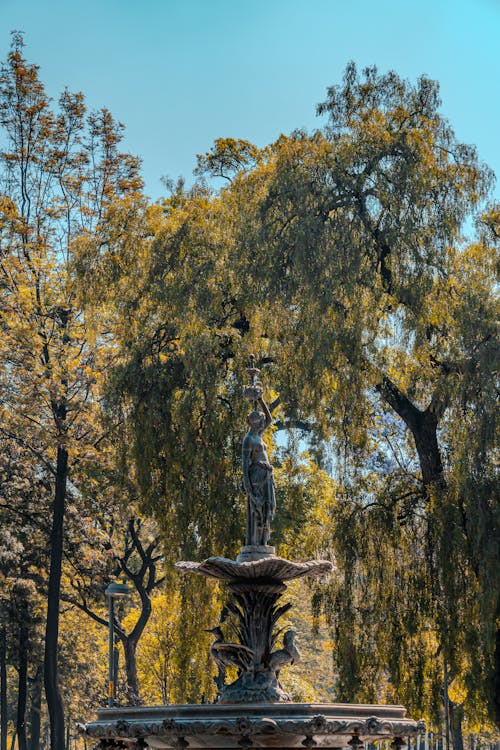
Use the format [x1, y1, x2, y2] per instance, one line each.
[80, 702, 425, 749]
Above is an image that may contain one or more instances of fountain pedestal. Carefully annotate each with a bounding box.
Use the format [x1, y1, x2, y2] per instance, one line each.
[237, 545, 276, 562]
[176, 553, 333, 704]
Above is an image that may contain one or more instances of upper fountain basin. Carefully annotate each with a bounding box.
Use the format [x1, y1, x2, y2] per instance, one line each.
[175, 555, 334, 582]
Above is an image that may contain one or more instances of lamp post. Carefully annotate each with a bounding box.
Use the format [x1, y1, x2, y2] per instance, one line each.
[104, 581, 130, 707]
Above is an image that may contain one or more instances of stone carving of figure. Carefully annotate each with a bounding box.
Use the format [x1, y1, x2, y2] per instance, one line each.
[242, 395, 276, 546]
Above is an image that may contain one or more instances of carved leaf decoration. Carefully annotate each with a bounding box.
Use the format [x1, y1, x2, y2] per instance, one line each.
[270, 625, 284, 649]
[224, 600, 246, 643]
[271, 602, 292, 624]
[214, 643, 254, 655]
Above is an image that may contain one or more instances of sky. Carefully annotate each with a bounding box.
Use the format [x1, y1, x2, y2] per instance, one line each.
[0, 0, 499, 202]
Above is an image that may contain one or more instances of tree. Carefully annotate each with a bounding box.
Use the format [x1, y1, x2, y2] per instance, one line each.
[64, 516, 164, 705]
[98, 180, 249, 562]
[131, 593, 180, 705]
[193, 138, 262, 182]
[0, 34, 143, 750]
[78, 179, 304, 703]
[0, 436, 49, 750]
[211, 64, 498, 731]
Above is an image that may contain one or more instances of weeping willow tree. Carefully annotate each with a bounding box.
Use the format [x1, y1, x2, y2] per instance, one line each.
[188, 65, 498, 731]
[79, 65, 499, 725]
[208, 65, 497, 734]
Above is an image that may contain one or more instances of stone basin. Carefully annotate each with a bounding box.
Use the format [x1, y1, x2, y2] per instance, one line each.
[175, 556, 333, 582]
[79, 701, 425, 749]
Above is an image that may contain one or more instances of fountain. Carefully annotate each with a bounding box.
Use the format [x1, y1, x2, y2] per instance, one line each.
[80, 358, 424, 749]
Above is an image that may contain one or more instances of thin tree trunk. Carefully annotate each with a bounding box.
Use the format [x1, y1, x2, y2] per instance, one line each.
[28, 665, 43, 750]
[16, 622, 28, 750]
[43, 444, 68, 750]
[0, 627, 7, 750]
[494, 617, 500, 730]
[443, 660, 450, 750]
[121, 639, 141, 706]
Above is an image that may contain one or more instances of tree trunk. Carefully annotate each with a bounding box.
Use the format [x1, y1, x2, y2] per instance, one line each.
[16, 622, 28, 750]
[443, 661, 451, 750]
[28, 665, 43, 750]
[121, 639, 141, 706]
[449, 699, 464, 750]
[495, 617, 500, 730]
[377, 376, 444, 489]
[0, 627, 7, 750]
[43, 444, 68, 750]
[411, 410, 444, 488]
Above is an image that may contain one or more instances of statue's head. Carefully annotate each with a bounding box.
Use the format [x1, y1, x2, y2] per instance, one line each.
[247, 409, 265, 430]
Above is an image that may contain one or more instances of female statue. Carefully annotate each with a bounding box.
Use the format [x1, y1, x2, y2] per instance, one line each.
[241, 395, 276, 547]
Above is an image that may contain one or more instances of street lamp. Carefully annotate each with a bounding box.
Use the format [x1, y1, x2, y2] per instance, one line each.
[105, 581, 130, 707]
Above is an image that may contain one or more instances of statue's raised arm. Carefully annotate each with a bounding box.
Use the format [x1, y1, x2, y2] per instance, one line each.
[257, 395, 272, 431]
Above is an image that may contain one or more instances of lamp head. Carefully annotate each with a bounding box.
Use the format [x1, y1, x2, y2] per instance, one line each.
[105, 581, 131, 599]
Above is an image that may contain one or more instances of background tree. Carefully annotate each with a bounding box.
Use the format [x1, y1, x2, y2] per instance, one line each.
[0, 437, 50, 750]
[0, 34, 143, 750]
[94, 181, 249, 563]
[63, 514, 165, 706]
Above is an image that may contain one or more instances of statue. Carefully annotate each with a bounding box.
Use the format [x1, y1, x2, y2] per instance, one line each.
[242, 356, 276, 547]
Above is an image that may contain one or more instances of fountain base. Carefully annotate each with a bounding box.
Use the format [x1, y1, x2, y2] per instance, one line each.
[79, 701, 425, 749]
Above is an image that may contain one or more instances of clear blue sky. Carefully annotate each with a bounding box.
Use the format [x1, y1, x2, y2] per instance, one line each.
[1, 0, 499, 202]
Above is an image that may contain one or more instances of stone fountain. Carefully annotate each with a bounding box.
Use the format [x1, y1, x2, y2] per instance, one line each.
[80, 358, 424, 749]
